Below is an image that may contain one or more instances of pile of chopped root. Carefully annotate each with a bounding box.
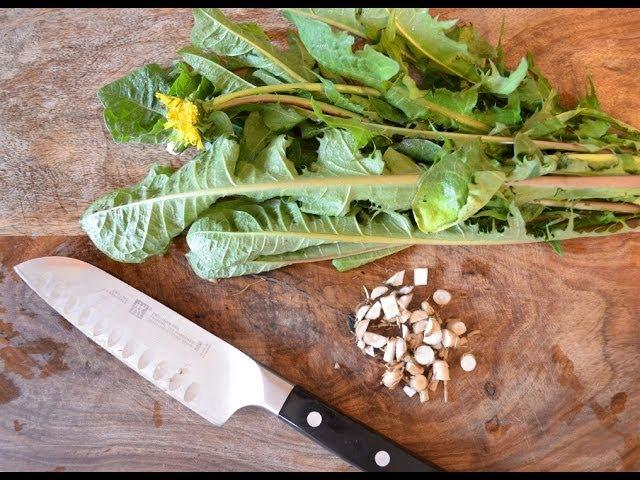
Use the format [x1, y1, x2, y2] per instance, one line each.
[351, 268, 478, 403]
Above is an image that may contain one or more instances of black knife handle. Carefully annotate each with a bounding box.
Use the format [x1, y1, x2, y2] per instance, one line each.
[277, 385, 442, 472]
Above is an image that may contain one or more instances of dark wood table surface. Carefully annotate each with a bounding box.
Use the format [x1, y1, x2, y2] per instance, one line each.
[1, 8, 639, 472]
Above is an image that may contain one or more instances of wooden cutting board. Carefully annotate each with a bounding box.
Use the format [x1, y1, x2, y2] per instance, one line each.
[1, 8, 639, 472]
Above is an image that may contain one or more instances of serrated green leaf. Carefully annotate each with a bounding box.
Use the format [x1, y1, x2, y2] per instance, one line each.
[516, 53, 555, 112]
[98, 64, 173, 144]
[385, 75, 489, 132]
[282, 8, 366, 38]
[259, 104, 306, 132]
[168, 62, 201, 98]
[480, 58, 528, 95]
[251, 69, 285, 86]
[190, 76, 214, 101]
[186, 198, 393, 278]
[475, 93, 522, 128]
[314, 75, 365, 114]
[187, 196, 640, 280]
[82, 125, 424, 263]
[200, 110, 234, 139]
[283, 9, 399, 90]
[309, 98, 375, 149]
[575, 118, 610, 139]
[412, 144, 506, 233]
[359, 8, 390, 40]
[368, 97, 407, 124]
[179, 46, 254, 94]
[80, 136, 239, 263]
[395, 138, 443, 163]
[191, 8, 312, 82]
[450, 23, 496, 62]
[394, 8, 480, 82]
[239, 110, 274, 161]
[297, 127, 418, 215]
[375, 9, 410, 70]
[189, 241, 388, 279]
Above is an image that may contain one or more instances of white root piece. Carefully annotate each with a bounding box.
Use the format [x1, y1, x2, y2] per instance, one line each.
[433, 289, 452, 306]
[460, 353, 477, 372]
[446, 319, 467, 336]
[414, 345, 435, 365]
[381, 369, 403, 388]
[423, 329, 443, 346]
[383, 337, 397, 363]
[356, 304, 370, 321]
[363, 332, 388, 348]
[425, 318, 441, 333]
[432, 359, 450, 381]
[399, 307, 411, 324]
[401, 324, 409, 339]
[395, 337, 407, 361]
[397, 285, 414, 295]
[409, 309, 429, 324]
[380, 294, 400, 319]
[421, 301, 435, 315]
[370, 285, 389, 300]
[423, 318, 436, 336]
[334, 362, 340, 369]
[403, 385, 417, 397]
[364, 345, 376, 356]
[413, 268, 429, 286]
[419, 389, 429, 403]
[357, 340, 365, 350]
[397, 294, 413, 309]
[385, 270, 405, 286]
[355, 319, 370, 339]
[412, 319, 428, 334]
[409, 374, 428, 392]
[441, 329, 459, 349]
[365, 301, 382, 320]
[405, 360, 424, 376]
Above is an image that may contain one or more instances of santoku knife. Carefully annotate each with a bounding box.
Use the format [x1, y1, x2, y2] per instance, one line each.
[14, 256, 441, 472]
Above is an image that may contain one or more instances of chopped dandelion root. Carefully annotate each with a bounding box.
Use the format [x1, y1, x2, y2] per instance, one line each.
[380, 294, 400, 319]
[460, 353, 477, 372]
[403, 385, 417, 397]
[385, 270, 405, 286]
[351, 268, 479, 403]
[432, 289, 452, 306]
[370, 286, 389, 300]
[413, 268, 429, 286]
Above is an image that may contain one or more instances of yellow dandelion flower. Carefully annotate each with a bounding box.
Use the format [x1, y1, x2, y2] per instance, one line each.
[155, 92, 204, 150]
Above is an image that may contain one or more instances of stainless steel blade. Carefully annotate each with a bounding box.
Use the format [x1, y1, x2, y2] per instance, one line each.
[14, 256, 293, 426]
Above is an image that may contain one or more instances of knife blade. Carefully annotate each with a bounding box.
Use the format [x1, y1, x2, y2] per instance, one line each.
[14, 256, 441, 472]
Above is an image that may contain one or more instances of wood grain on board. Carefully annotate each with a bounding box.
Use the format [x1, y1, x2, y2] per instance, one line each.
[1, 235, 640, 472]
[1, 8, 640, 472]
